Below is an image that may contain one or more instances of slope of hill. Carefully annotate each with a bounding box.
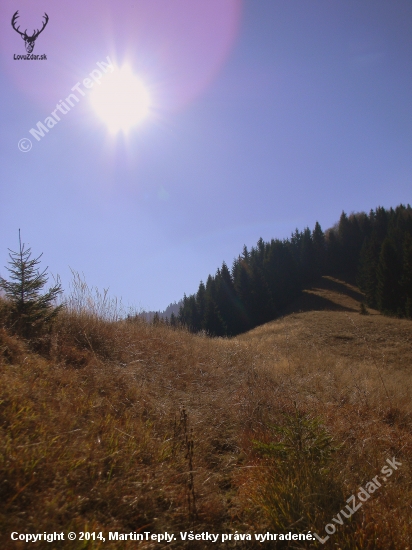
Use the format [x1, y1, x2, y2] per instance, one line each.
[240, 276, 412, 404]
[1, 283, 411, 548]
[178, 204, 412, 337]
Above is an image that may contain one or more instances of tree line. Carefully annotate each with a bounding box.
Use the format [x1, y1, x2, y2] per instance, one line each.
[176, 204, 412, 336]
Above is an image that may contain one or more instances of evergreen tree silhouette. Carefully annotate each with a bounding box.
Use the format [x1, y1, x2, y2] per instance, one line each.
[312, 221, 326, 277]
[402, 233, 412, 318]
[215, 263, 237, 335]
[204, 275, 226, 336]
[195, 281, 206, 330]
[357, 235, 381, 308]
[376, 238, 401, 314]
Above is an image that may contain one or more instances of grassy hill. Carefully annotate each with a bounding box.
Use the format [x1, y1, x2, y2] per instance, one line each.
[1, 279, 411, 548]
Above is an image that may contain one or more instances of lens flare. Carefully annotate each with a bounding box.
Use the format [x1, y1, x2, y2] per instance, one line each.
[89, 64, 151, 134]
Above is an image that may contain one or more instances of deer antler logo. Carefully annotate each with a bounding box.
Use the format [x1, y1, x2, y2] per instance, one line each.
[11, 11, 49, 54]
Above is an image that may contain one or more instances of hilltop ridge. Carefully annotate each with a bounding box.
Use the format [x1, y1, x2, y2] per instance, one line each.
[178, 204, 412, 336]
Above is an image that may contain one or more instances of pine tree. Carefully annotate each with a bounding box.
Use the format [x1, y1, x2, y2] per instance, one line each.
[196, 281, 206, 330]
[214, 263, 237, 335]
[232, 257, 252, 333]
[376, 238, 401, 314]
[325, 228, 340, 274]
[0, 231, 63, 338]
[204, 275, 226, 336]
[187, 294, 201, 332]
[337, 211, 354, 272]
[312, 221, 326, 277]
[248, 261, 274, 326]
[373, 206, 389, 243]
[357, 236, 381, 308]
[300, 227, 315, 283]
[401, 233, 412, 318]
[178, 294, 200, 332]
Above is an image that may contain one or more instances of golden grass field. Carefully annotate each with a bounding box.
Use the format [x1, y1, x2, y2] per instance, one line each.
[1, 277, 411, 548]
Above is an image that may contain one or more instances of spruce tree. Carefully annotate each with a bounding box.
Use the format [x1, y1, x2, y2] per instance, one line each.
[196, 281, 206, 330]
[312, 221, 326, 277]
[170, 312, 177, 327]
[401, 233, 412, 318]
[300, 227, 315, 283]
[0, 231, 63, 338]
[376, 238, 401, 314]
[178, 294, 200, 332]
[204, 276, 226, 336]
[187, 295, 201, 332]
[337, 211, 362, 273]
[232, 258, 252, 333]
[214, 263, 238, 335]
[325, 229, 340, 274]
[357, 236, 380, 308]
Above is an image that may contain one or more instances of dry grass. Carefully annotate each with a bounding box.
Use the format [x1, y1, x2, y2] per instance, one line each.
[1, 276, 411, 548]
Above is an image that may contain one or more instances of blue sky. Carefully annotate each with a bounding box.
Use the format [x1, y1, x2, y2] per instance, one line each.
[1, 0, 411, 312]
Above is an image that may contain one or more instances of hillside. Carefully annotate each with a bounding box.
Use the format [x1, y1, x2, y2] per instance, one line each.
[0, 281, 411, 548]
[178, 204, 412, 337]
[240, 276, 412, 406]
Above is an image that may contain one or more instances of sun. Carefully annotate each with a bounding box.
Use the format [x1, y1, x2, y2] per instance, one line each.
[89, 64, 151, 134]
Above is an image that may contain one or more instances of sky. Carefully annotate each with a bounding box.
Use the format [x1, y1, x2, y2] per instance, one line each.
[0, 0, 411, 312]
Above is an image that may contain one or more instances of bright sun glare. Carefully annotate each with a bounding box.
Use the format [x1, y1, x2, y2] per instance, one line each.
[89, 64, 151, 134]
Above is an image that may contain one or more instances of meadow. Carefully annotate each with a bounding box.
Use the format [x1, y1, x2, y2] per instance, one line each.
[1, 276, 411, 548]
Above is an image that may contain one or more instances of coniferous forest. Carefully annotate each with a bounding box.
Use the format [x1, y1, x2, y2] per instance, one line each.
[177, 204, 412, 335]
